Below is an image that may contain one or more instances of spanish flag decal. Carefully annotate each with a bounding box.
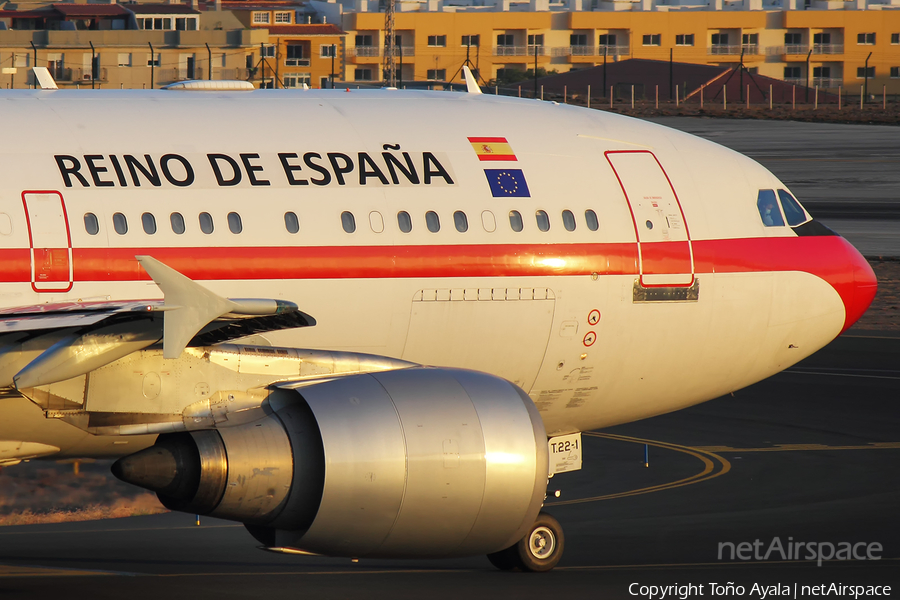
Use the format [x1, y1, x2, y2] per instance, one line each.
[467, 137, 517, 162]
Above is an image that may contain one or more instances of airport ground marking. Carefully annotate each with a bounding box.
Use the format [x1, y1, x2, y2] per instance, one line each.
[697, 442, 900, 452]
[546, 433, 731, 506]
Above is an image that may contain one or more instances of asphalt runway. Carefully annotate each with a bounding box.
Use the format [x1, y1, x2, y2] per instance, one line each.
[649, 117, 900, 257]
[0, 334, 897, 599]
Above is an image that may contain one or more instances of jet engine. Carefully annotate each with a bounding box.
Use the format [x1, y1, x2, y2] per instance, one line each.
[113, 367, 549, 559]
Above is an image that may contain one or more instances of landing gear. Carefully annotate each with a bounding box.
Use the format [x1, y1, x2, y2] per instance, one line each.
[487, 512, 564, 572]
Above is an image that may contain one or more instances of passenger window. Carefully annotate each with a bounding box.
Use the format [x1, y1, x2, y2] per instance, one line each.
[425, 211, 440, 233]
[84, 213, 99, 235]
[585, 209, 599, 232]
[141, 213, 157, 235]
[509, 210, 523, 232]
[535, 210, 550, 232]
[481, 210, 496, 233]
[453, 211, 468, 233]
[562, 210, 576, 232]
[112, 212, 128, 235]
[341, 211, 356, 233]
[777, 190, 808, 226]
[199, 212, 214, 234]
[757, 190, 784, 227]
[284, 212, 299, 234]
[170, 212, 185, 234]
[227, 212, 242, 234]
[397, 211, 412, 233]
[369, 211, 384, 233]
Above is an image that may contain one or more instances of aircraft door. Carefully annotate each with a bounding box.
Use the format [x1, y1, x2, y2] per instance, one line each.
[23, 191, 73, 292]
[606, 151, 694, 287]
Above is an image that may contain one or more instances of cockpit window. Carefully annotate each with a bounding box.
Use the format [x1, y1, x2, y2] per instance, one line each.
[778, 190, 808, 226]
[757, 190, 784, 227]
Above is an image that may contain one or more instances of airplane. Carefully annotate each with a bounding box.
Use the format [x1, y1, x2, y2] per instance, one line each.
[0, 72, 877, 572]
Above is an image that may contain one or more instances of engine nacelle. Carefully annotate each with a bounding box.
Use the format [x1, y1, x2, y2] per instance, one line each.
[113, 367, 548, 558]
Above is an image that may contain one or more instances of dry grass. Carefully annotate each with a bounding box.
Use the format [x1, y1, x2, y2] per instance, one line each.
[0, 459, 167, 526]
[0, 494, 167, 526]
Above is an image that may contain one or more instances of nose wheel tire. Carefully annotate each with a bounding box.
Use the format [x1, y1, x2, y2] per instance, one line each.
[487, 512, 564, 572]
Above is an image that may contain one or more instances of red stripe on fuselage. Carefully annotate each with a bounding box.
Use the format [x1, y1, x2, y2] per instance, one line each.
[0, 235, 876, 331]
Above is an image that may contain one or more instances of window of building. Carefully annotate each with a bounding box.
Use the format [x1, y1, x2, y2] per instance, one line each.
[453, 211, 468, 233]
[427, 35, 447, 47]
[675, 34, 694, 46]
[425, 211, 440, 233]
[283, 74, 311, 88]
[147, 53, 160, 67]
[857, 32, 875, 45]
[892, 33, 900, 45]
[570, 34, 588, 46]
[813, 66, 831, 78]
[757, 190, 784, 227]
[274, 11, 292, 24]
[252, 11, 270, 24]
[199, 212, 214, 234]
[777, 190, 807, 227]
[113, 213, 128, 235]
[175, 17, 198, 31]
[509, 210, 524, 232]
[585, 210, 599, 232]
[784, 66, 801, 78]
[355, 34, 374, 47]
[354, 68, 373, 81]
[642, 34, 661, 46]
[528, 34, 544, 47]
[320, 44, 337, 57]
[561, 210, 576, 232]
[535, 210, 550, 232]
[742, 33, 758, 46]
[84, 213, 99, 235]
[711, 33, 729, 46]
[598, 34, 616, 46]
[497, 34, 514, 47]
[261, 45, 275, 58]
[461, 34, 480, 47]
[284, 212, 300, 233]
[227, 212, 242, 234]
[813, 32, 831, 44]
[286, 44, 306, 66]
[141, 213, 157, 235]
[857, 66, 875, 78]
[784, 32, 802, 45]
[170, 212, 185, 234]
[892, 66, 900, 79]
[118, 53, 131, 67]
[341, 211, 356, 233]
[427, 69, 446, 80]
[397, 211, 412, 233]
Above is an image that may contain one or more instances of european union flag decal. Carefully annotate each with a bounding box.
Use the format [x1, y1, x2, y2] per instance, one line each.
[484, 169, 530, 198]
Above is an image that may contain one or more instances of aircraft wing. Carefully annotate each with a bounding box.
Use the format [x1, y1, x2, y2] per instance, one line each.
[0, 256, 315, 390]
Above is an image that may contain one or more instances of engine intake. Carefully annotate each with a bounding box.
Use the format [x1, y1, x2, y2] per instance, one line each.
[113, 367, 548, 558]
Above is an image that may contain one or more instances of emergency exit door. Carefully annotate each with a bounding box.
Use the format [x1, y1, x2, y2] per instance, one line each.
[23, 192, 73, 292]
[606, 151, 694, 287]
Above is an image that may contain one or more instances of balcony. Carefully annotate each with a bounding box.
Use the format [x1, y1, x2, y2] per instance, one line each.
[741, 44, 760, 55]
[349, 46, 379, 57]
[812, 43, 843, 55]
[56, 67, 108, 83]
[812, 77, 842, 88]
[165, 67, 205, 81]
[551, 45, 628, 58]
[493, 45, 546, 57]
[708, 45, 743, 55]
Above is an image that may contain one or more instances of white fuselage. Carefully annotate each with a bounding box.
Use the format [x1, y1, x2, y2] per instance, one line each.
[0, 89, 874, 459]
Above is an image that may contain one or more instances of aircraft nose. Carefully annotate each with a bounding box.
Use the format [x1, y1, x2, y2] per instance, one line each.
[836, 239, 877, 333]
